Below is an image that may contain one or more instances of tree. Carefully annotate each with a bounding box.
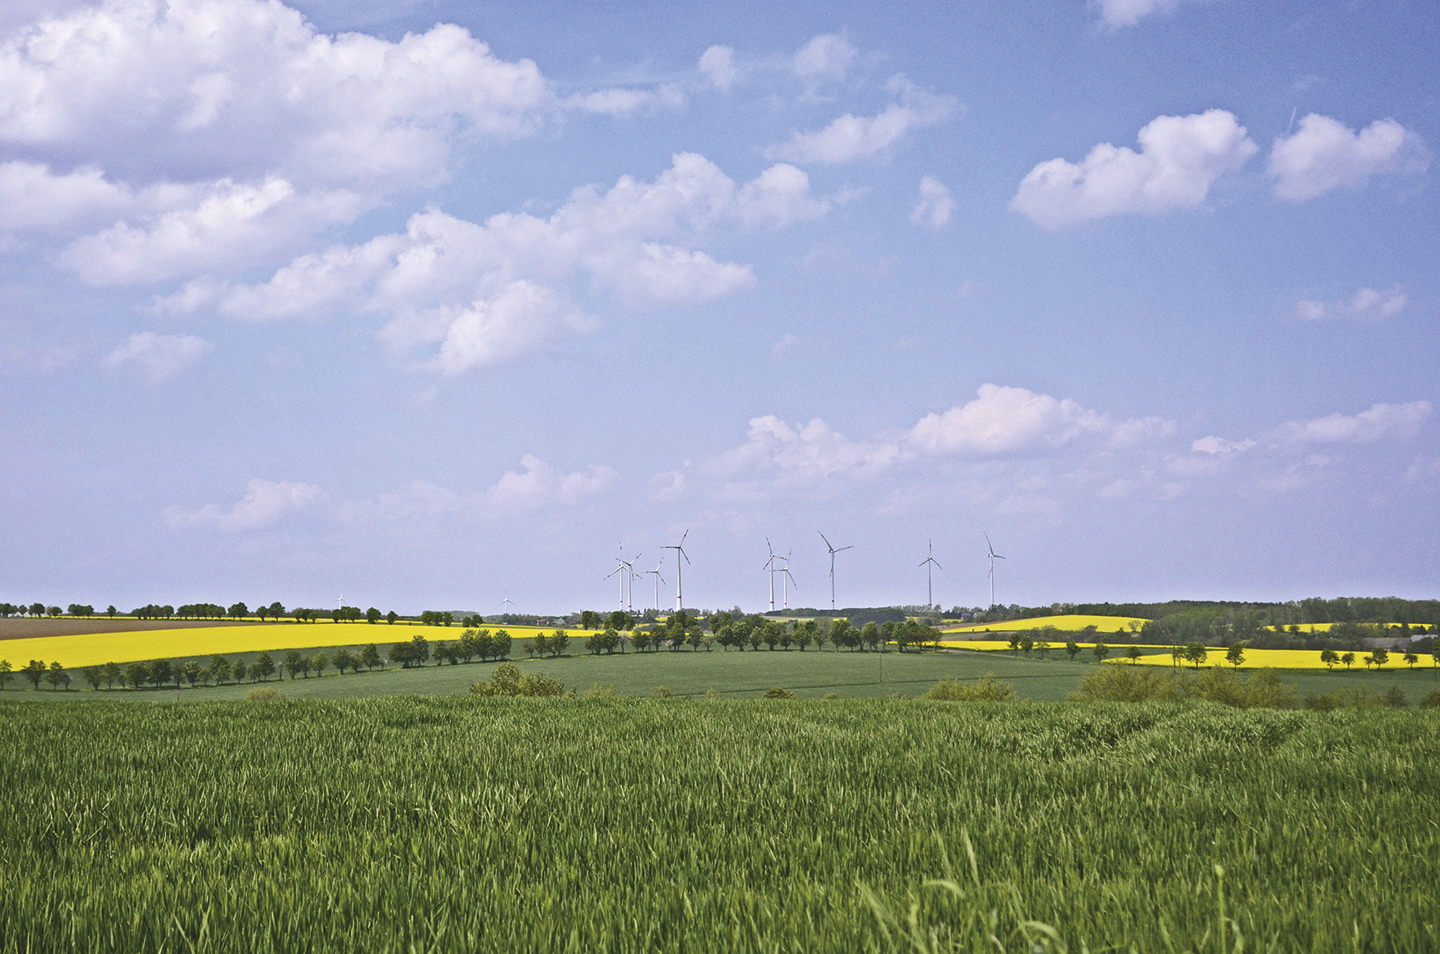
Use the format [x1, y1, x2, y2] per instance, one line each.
[410, 634, 431, 666]
[183, 661, 201, 687]
[229, 602, 249, 619]
[82, 666, 103, 690]
[45, 661, 67, 690]
[1320, 649, 1339, 670]
[268, 601, 285, 621]
[1184, 643, 1208, 669]
[386, 610, 398, 625]
[1127, 645, 1143, 665]
[360, 643, 380, 671]
[29, 603, 44, 618]
[284, 648, 304, 679]
[580, 610, 599, 630]
[124, 661, 148, 689]
[211, 656, 231, 685]
[103, 661, 120, 689]
[1225, 644, 1245, 669]
[0, 659, 12, 690]
[312, 652, 328, 677]
[255, 652, 276, 681]
[1371, 648, 1389, 669]
[1008, 634, 1022, 656]
[1404, 651, 1418, 670]
[1091, 642, 1110, 664]
[333, 648, 355, 674]
[106, 605, 117, 618]
[1065, 640, 1081, 662]
[366, 607, 381, 624]
[491, 630, 512, 660]
[149, 659, 172, 689]
[1341, 652, 1356, 671]
[551, 630, 570, 657]
[47, 606, 61, 618]
[22, 659, 46, 689]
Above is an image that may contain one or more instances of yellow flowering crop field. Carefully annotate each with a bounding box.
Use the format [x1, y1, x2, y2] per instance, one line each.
[1121, 646, 1432, 671]
[0, 622, 561, 668]
[941, 613, 1149, 634]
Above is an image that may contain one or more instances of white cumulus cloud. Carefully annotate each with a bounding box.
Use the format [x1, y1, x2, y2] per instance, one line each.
[910, 176, 953, 228]
[1295, 286, 1407, 323]
[163, 478, 324, 532]
[1091, 0, 1181, 28]
[1269, 115, 1429, 201]
[765, 76, 956, 164]
[485, 455, 618, 516]
[1011, 109, 1257, 229]
[103, 331, 212, 383]
[792, 33, 858, 82]
[425, 281, 598, 375]
[1271, 401, 1431, 445]
[907, 384, 1171, 454]
[698, 45, 738, 91]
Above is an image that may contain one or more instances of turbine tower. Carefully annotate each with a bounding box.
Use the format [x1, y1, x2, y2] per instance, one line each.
[985, 532, 1005, 609]
[818, 531, 852, 612]
[779, 555, 797, 610]
[661, 530, 690, 611]
[643, 559, 666, 613]
[919, 540, 942, 610]
[762, 538, 780, 613]
[604, 543, 641, 612]
[500, 589, 515, 614]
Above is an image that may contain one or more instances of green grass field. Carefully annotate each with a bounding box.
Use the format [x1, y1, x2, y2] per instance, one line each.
[6, 642, 1439, 705]
[1, 697, 1436, 952]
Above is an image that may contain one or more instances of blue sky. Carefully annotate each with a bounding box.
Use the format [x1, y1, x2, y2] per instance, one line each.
[2, 0, 1436, 615]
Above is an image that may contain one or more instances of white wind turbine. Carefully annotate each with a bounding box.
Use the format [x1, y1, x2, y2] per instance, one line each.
[500, 589, 515, 615]
[779, 553, 797, 611]
[604, 543, 641, 612]
[919, 540, 942, 610]
[818, 531, 852, 612]
[762, 538, 780, 613]
[661, 530, 690, 611]
[985, 532, 1005, 609]
[643, 559, 666, 613]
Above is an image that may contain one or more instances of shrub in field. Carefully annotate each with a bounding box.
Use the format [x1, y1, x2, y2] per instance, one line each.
[468, 662, 567, 697]
[923, 674, 1016, 702]
[1184, 668, 1296, 709]
[1071, 665, 1181, 702]
[245, 686, 286, 702]
[650, 686, 675, 699]
[762, 687, 795, 699]
[1419, 688, 1440, 709]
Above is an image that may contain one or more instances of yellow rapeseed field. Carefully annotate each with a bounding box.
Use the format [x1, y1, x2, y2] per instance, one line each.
[1122, 646, 1433, 671]
[941, 613, 1149, 634]
[0, 622, 562, 668]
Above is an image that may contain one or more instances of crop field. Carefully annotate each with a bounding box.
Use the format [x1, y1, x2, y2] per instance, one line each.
[1, 698, 1436, 953]
[941, 613, 1149, 634]
[0, 621, 559, 669]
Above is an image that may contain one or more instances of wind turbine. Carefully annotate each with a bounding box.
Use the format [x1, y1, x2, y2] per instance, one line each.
[661, 530, 690, 611]
[604, 543, 641, 612]
[985, 533, 1005, 609]
[779, 555, 797, 611]
[818, 531, 852, 612]
[919, 540, 942, 610]
[762, 538, 780, 613]
[643, 559, 666, 613]
[500, 589, 515, 615]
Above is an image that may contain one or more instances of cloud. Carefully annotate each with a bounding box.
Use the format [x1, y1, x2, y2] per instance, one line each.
[910, 176, 953, 228]
[563, 85, 685, 116]
[60, 178, 362, 284]
[166, 153, 833, 368]
[163, 478, 324, 532]
[907, 384, 1172, 455]
[1191, 436, 1256, 455]
[330, 456, 616, 528]
[1269, 115, 1429, 201]
[103, 331, 212, 383]
[0, 161, 131, 233]
[1295, 286, 1407, 323]
[765, 76, 956, 164]
[1010, 109, 1257, 229]
[424, 281, 598, 375]
[0, 1, 549, 191]
[698, 45, 738, 91]
[1270, 401, 1431, 445]
[1091, 0, 1180, 28]
[792, 34, 858, 82]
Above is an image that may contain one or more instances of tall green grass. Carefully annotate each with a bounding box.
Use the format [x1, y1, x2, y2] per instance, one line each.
[1, 698, 1435, 952]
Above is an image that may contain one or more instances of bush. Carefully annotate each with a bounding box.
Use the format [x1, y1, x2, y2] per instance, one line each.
[1185, 668, 1296, 710]
[762, 687, 795, 699]
[1070, 665, 1181, 702]
[1072, 665, 1296, 708]
[245, 686, 286, 702]
[650, 686, 674, 699]
[1419, 688, 1440, 709]
[468, 662, 567, 698]
[923, 674, 1016, 702]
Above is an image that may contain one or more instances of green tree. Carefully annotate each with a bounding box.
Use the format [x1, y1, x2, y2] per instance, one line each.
[1341, 652, 1356, 671]
[1403, 651, 1418, 670]
[360, 643, 381, 671]
[1091, 642, 1110, 664]
[1320, 649, 1339, 670]
[1371, 648, 1389, 669]
[312, 652, 328, 677]
[82, 666, 103, 690]
[1184, 643, 1208, 669]
[1225, 644, 1245, 669]
[284, 648, 304, 679]
[45, 661, 67, 690]
[0, 659, 12, 690]
[366, 607, 381, 624]
[106, 605, 117, 618]
[182, 661, 201, 687]
[211, 656, 231, 685]
[551, 630, 570, 657]
[22, 659, 46, 689]
[386, 610, 398, 624]
[149, 659, 172, 689]
[410, 634, 430, 666]
[255, 651, 276, 681]
[102, 661, 120, 689]
[1065, 640, 1081, 662]
[1126, 645, 1142, 665]
[229, 602, 249, 619]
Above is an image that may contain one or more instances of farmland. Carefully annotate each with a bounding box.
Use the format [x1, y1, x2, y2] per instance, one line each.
[1, 698, 1436, 953]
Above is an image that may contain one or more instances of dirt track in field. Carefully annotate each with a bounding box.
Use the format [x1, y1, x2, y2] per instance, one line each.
[0, 618, 264, 640]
